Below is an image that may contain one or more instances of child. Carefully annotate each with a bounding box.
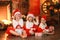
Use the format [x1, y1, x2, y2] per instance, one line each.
[5, 9, 27, 38]
[35, 15, 54, 37]
[23, 13, 39, 36]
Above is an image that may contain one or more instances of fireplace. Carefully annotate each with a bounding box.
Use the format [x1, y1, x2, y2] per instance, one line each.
[0, 1, 12, 29]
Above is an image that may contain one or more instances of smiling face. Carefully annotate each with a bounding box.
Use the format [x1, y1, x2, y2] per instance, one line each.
[41, 18, 46, 24]
[28, 16, 33, 22]
[14, 13, 22, 21]
[15, 14, 20, 19]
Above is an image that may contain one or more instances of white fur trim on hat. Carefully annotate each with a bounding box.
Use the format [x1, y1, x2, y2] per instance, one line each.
[27, 14, 35, 19]
[14, 12, 21, 16]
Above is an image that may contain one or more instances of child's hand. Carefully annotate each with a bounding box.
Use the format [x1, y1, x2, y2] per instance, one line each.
[29, 30, 34, 35]
[31, 28, 34, 30]
[31, 28, 36, 30]
[35, 16, 39, 20]
[43, 29, 49, 33]
[33, 16, 39, 25]
[33, 28, 36, 30]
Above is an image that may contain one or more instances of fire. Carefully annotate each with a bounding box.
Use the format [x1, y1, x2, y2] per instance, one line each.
[2, 20, 12, 25]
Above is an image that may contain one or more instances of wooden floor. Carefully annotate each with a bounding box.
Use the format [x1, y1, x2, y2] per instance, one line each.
[0, 25, 60, 40]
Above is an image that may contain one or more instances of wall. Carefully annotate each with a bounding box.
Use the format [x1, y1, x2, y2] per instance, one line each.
[0, 6, 7, 21]
[29, 0, 40, 16]
[0, 4, 11, 21]
[40, 0, 46, 5]
[12, 0, 46, 16]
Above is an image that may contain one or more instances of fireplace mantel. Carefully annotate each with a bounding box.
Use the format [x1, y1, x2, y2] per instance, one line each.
[0, 1, 11, 6]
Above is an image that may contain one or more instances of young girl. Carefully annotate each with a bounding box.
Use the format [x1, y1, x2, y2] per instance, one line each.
[5, 9, 27, 38]
[23, 13, 39, 36]
[35, 15, 54, 37]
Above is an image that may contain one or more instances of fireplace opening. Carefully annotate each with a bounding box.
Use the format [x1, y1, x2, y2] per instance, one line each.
[0, 1, 12, 29]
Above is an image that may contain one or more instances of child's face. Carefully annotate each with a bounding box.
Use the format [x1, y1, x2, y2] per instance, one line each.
[16, 26, 21, 29]
[49, 26, 54, 31]
[41, 18, 46, 24]
[15, 14, 21, 20]
[28, 16, 33, 22]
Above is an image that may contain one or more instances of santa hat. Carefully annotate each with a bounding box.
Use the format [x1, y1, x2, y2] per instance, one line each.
[27, 12, 35, 19]
[41, 15, 47, 20]
[12, 9, 21, 18]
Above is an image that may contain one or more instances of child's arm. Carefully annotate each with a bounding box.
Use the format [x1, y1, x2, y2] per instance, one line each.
[33, 16, 39, 25]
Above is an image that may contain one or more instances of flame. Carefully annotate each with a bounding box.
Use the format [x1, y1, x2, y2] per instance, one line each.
[2, 20, 12, 25]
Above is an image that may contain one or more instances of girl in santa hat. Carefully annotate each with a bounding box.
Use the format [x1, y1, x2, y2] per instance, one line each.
[35, 15, 54, 37]
[5, 9, 27, 38]
[23, 12, 39, 36]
